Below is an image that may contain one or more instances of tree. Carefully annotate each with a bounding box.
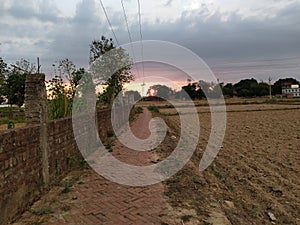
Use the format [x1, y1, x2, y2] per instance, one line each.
[0, 57, 8, 104]
[222, 83, 234, 97]
[233, 78, 258, 97]
[272, 78, 300, 95]
[58, 58, 76, 81]
[2, 59, 34, 107]
[179, 82, 204, 99]
[90, 36, 134, 106]
[4, 69, 26, 107]
[152, 84, 174, 99]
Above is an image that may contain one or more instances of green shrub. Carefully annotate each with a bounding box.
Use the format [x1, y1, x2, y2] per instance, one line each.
[147, 105, 159, 112]
[135, 106, 144, 114]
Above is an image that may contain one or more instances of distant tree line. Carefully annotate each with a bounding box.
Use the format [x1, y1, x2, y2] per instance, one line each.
[173, 77, 299, 100]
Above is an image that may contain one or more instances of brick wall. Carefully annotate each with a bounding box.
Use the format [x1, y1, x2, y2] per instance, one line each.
[0, 106, 134, 224]
[0, 125, 43, 224]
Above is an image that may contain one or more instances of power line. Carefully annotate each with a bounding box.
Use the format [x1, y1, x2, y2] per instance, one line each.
[98, 0, 120, 46]
[121, 0, 140, 79]
[137, 0, 145, 80]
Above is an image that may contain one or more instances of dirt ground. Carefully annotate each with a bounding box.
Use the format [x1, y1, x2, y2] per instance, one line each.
[10, 100, 300, 224]
[158, 102, 300, 224]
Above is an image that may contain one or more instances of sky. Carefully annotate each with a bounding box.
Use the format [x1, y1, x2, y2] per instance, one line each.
[0, 0, 300, 87]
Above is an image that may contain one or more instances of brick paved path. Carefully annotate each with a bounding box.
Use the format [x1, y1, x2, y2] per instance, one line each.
[13, 109, 174, 225]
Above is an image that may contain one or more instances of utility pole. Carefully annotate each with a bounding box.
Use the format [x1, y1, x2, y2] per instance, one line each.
[37, 57, 41, 74]
[141, 81, 145, 97]
[268, 76, 272, 99]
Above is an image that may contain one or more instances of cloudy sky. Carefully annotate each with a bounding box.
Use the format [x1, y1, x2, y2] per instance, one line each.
[0, 0, 300, 84]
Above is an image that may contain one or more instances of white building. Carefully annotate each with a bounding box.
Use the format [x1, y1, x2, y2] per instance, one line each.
[282, 84, 300, 98]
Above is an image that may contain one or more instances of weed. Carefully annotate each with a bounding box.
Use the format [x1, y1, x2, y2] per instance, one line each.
[147, 105, 159, 112]
[249, 205, 259, 218]
[210, 165, 223, 180]
[61, 186, 71, 194]
[67, 156, 77, 165]
[135, 106, 144, 114]
[226, 182, 234, 191]
[105, 140, 114, 151]
[32, 208, 53, 216]
[107, 130, 115, 138]
[61, 205, 71, 212]
[181, 215, 192, 222]
[192, 177, 200, 184]
[78, 159, 88, 170]
[203, 221, 212, 225]
[164, 191, 171, 197]
[33, 222, 43, 225]
[7, 121, 15, 129]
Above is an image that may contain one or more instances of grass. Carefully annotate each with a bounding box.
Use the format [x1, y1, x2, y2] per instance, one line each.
[0, 116, 25, 125]
[33, 222, 44, 225]
[147, 105, 159, 113]
[249, 205, 259, 218]
[181, 215, 192, 222]
[61, 205, 71, 212]
[192, 177, 200, 184]
[60, 184, 72, 194]
[107, 130, 115, 138]
[210, 165, 223, 180]
[135, 106, 144, 114]
[32, 208, 53, 216]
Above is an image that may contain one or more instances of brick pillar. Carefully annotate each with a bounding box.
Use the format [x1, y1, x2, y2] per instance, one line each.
[25, 74, 50, 186]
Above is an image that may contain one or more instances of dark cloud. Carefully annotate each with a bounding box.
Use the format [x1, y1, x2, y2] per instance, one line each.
[6, 0, 62, 23]
[1, 0, 300, 82]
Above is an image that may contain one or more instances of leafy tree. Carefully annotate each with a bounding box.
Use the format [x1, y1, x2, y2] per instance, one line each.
[256, 82, 269, 96]
[70, 67, 85, 97]
[14, 58, 36, 73]
[222, 83, 234, 97]
[4, 69, 26, 107]
[0, 57, 8, 103]
[2, 59, 34, 107]
[152, 84, 174, 99]
[179, 82, 204, 99]
[272, 78, 300, 95]
[90, 36, 134, 106]
[233, 78, 258, 97]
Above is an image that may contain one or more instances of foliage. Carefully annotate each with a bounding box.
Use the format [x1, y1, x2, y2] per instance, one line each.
[0, 58, 35, 107]
[135, 106, 144, 114]
[178, 80, 223, 99]
[148, 105, 159, 112]
[4, 69, 26, 107]
[90, 36, 134, 106]
[0, 57, 8, 104]
[272, 78, 300, 95]
[47, 75, 70, 120]
[57, 58, 84, 98]
[48, 59, 85, 119]
[233, 78, 269, 97]
[222, 83, 234, 97]
[152, 84, 174, 99]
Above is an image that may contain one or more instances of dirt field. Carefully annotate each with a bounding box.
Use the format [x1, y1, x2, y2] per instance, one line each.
[158, 102, 300, 224]
[9, 99, 300, 224]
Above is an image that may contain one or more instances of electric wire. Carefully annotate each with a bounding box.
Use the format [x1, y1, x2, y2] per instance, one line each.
[98, 0, 120, 46]
[121, 0, 141, 80]
[137, 0, 145, 81]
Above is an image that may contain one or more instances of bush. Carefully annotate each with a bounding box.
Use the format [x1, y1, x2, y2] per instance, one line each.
[135, 106, 144, 114]
[147, 105, 159, 113]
